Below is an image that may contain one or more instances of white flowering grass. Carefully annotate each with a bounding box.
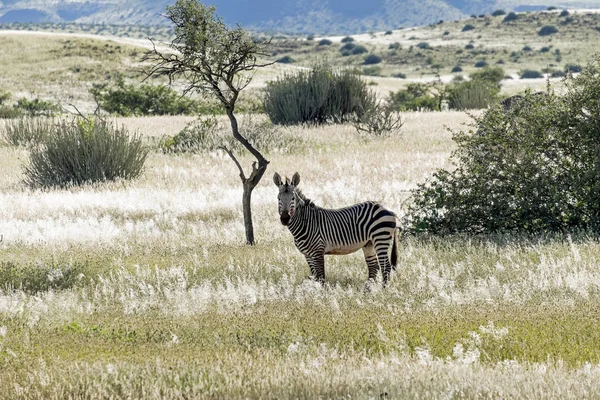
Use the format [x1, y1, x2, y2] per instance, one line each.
[2, 112, 600, 398]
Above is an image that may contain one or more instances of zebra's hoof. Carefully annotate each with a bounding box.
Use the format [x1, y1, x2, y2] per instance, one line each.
[364, 278, 376, 293]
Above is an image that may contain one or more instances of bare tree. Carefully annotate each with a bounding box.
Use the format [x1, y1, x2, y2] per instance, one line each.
[142, 0, 274, 245]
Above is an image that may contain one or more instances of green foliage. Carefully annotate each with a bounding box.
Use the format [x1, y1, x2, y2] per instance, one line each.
[492, 9, 506, 16]
[405, 56, 600, 235]
[502, 12, 518, 23]
[341, 36, 354, 43]
[447, 80, 498, 110]
[474, 60, 488, 68]
[469, 66, 505, 85]
[416, 42, 431, 50]
[388, 83, 440, 111]
[318, 39, 332, 46]
[565, 63, 582, 73]
[14, 97, 60, 117]
[23, 118, 148, 188]
[276, 55, 295, 63]
[465, 43, 474, 50]
[263, 64, 376, 125]
[160, 115, 307, 154]
[352, 101, 403, 137]
[538, 25, 559, 36]
[1, 117, 53, 146]
[363, 54, 382, 65]
[361, 66, 382, 76]
[451, 66, 463, 73]
[560, 10, 570, 17]
[388, 42, 401, 50]
[462, 24, 475, 32]
[352, 45, 368, 55]
[340, 42, 356, 52]
[520, 69, 543, 79]
[89, 79, 199, 116]
[392, 72, 406, 79]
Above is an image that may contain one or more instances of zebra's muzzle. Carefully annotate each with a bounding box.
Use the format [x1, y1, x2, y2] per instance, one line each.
[280, 212, 291, 225]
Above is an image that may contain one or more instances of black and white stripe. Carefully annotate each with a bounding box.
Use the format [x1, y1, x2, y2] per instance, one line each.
[274, 172, 398, 288]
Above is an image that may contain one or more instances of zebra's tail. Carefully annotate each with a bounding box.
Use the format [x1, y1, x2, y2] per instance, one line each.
[391, 227, 398, 270]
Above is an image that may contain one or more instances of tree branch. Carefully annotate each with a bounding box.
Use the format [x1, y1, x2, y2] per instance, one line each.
[218, 146, 246, 182]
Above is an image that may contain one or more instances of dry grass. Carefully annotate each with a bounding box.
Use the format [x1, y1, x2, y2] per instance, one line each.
[2, 112, 600, 398]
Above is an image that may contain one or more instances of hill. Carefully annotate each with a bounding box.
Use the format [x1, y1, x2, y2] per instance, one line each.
[1, 0, 599, 34]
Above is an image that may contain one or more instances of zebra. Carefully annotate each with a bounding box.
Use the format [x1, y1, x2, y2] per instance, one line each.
[273, 172, 398, 289]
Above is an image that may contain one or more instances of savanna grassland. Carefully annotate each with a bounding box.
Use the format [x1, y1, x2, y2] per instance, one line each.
[2, 112, 600, 398]
[2, 10, 600, 399]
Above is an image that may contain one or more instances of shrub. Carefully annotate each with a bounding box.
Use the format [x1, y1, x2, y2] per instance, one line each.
[361, 66, 382, 76]
[384, 30, 393, 35]
[560, 10, 569, 17]
[416, 42, 431, 49]
[492, 9, 506, 16]
[363, 54, 382, 65]
[23, 118, 148, 188]
[404, 55, 600, 235]
[565, 63, 582, 73]
[451, 65, 463, 73]
[538, 25, 558, 36]
[388, 42, 401, 50]
[276, 55, 295, 63]
[161, 115, 306, 154]
[352, 45, 368, 55]
[503, 12, 518, 23]
[341, 36, 354, 43]
[352, 102, 403, 137]
[474, 60, 488, 68]
[520, 69, 543, 79]
[262, 64, 376, 125]
[462, 24, 475, 32]
[470, 66, 505, 85]
[388, 83, 440, 111]
[14, 98, 60, 117]
[2, 117, 53, 146]
[90, 80, 198, 116]
[340, 42, 356, 51]
[522, 45, 532, 52]
[447, 80, 498, 110]
[318, 39, 332, 46]
[540, 46, 551, 53]
[392, 72, 407, 79]
[551, 70, 566, 78]
[465, 44, 474, 50]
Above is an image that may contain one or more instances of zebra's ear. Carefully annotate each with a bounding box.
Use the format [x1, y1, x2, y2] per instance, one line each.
[273, 172, 283, 187]
[291, 172, 301, 186]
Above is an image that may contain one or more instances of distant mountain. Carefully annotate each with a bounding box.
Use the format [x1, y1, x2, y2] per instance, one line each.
[1, 0, 599, 34]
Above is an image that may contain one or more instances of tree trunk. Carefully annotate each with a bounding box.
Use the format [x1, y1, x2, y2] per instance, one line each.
[223, 108, 269, 245]
[242, 182, 255, 245]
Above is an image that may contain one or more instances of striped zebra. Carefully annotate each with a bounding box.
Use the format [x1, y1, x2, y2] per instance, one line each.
[274, 172, 398, 288]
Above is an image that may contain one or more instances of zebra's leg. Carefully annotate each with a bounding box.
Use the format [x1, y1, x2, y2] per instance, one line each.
[305, 253, 325, 284]
[374, 238, 393, 287]
[362, 244, 379, 291]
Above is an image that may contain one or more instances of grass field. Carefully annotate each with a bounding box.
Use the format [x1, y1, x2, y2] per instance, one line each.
[2, 112, 600, 398]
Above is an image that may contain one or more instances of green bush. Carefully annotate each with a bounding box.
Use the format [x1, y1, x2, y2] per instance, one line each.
[14, 98, 60, 117]
[318, 39, 332, 46]
[363, 54, 382, 65]
[462, 24, 475, 32]
[388, 42, 401, 50]
[503, 12, 518, 23]
[404, 55, 600, 235]
[492, 9, 506, 16]
[560, 10, 569, 17]
[89, 79, 199, 116]
[447, 67, 503, 110]
[340, 42, 356, 52]
[361, 66, 382, 76]
[1, 117, 53, 146]
[451, 65, 463, 73]
[565, 63, 582, 73]
[447, 80, 498, 110]
[352, 45, 368, 55]
[23, 118, 148, 188]
[474, 60, 488, 68]
[161, 115, 307, 154]
[263, 64, 376, 125]
[538, 25, 558, 36]
[388, 83, 440, 111]
[341, 36, 354, 43]
[416, 42, 431, 49]
[520, 69, 543, 79]
[276, 55, 295, 63]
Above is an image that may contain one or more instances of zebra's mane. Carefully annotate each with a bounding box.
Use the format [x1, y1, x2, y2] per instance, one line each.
[295, 189, 314, 207]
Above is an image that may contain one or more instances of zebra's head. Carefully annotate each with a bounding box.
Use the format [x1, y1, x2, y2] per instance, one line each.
[273, 172, 303, 226]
